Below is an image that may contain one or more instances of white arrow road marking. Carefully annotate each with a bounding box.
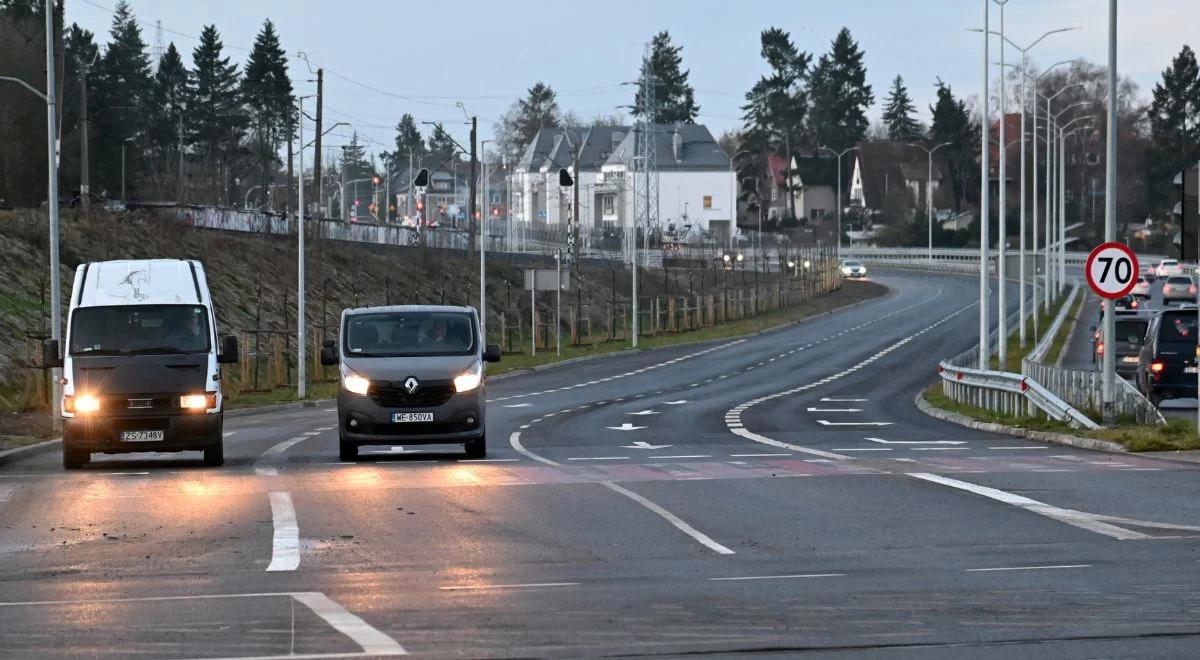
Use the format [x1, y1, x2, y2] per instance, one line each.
[662, 400, 690, 405]
[866, 437, 965, 445]
[606, 423, 647, 431]
[266, 492, 300, 571]
[602, 482, 734, 555]
[817, 420, 893, 426]
[623, 441, 674, 450]
[806, 407, 863, 413]
[503, 403, 533, 408]
[821, 397, 868, 402]
[627, 410, 660, 416]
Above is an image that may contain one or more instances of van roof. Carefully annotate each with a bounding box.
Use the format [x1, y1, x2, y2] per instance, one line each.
[72, 259, 208, 308]
[343, 304, 477, 316]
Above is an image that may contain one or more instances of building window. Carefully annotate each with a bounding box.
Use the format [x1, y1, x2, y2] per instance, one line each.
[810, 209, 826, 220]
[703, 195, 713, 209]
[771, 187, 778, 202]
[602, 195, 616, 215]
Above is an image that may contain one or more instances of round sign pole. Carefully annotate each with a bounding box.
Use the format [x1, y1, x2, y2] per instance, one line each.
[1085, 241, 1138, 425]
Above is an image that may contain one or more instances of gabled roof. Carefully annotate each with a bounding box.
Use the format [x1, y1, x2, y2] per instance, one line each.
[603, 123, 730, 171]
[852, 140, 949, 208]
[517, 126, 632, 173]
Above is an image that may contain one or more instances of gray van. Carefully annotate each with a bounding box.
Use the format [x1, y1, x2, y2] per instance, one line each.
[320, 305, 500, 460]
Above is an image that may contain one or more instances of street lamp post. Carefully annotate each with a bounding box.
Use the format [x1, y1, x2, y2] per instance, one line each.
[818, 146, 855, 259]
[978, 0, 991, 370]
[996, 0, 1010, 368]
[296, 95, 314, 400]
[906, 142, 952, 263]
[1043, 92, 1088, 302]
[1101, 0, 1118, 423]
[480, 139, 490, 344]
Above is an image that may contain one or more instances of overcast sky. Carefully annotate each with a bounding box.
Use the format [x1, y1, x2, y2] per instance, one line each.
[67, 0, 1198, 160]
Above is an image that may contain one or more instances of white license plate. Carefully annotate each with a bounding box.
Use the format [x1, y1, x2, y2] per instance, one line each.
[1186, 367, 1199, 374]
[120, 430, 164, 442]
[1122, 357, 1139, 364]
[392, 413, 434, 423]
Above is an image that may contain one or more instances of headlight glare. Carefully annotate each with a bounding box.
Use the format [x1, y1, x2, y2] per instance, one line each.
[454, 362, 483, 393]
[73, 394, 100, 414]
[180, 393, 216, 411]
[342, 371, 371, 396]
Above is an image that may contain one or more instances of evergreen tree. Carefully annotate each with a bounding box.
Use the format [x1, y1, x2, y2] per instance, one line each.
[382, 113, 427, 171]
[496, 82, 561, 161]
[808, 27, 874, 151]
[426, 123, 459, 164]
[882, 74, 921, 141]
[93, 0, 153, 197]
[242, 19, 294, 205]
[740, 27, 810, 224]
[1146, 45, 1200, 212]
[633, 31, 699, 124]
[929, 79, 977, 211]
[147, 43, 189, 198]
[189, 24, 245, 204]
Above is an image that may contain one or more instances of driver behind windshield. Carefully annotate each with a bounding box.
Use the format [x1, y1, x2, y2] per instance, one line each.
[165, 310, 207, 353]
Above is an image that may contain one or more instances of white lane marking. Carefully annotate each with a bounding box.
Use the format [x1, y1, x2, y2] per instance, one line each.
[627, 410, 660, 416]
[817, 420, 893, 427]
[503, 403, 533, 408]
[509, 431, 560, 466]
[266, 492, 300, 571]
[440, 582, 578, 591]
[606, 423, 646, 431]
[459, 458, 520, 463]
[730, 428, 854, 461]
[567, 456, 629, 461]
[301, 431, 321, 437]
[256, 467, 279, 477]
[821, 397, 868, 402]
[988, 446, 1048, 450]
[911, 447, 968, 451]
[623, 441, 673, 450]
[867, 437, 965, 445]
[662, 400, 689, 405]
[833, 448, 893, 452]
[965, 564, 1092, 573]
[222, 431, 239, 437]
[489, 340, 744, 403]
[601, 481, 734, 555]
[289, 591, 407, 656]
[906, 473, 1151, 540]
[323, 408, 337, 412]
[647, 455, 712, 459]
[730, 453, 793, 457]
[807, 407, 863, 413]
[254, 436, 310, 475]
[709, 573, 844, 581]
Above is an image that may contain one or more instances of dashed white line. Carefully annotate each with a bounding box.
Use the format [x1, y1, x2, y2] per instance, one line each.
[601, 481, 734, 555]
[266, 492, 300, 572]
[709, 573, 844, 581]
[440, 582, 579, 591]
[965, 564, 1092, 573]
[567, 456, 630, 461]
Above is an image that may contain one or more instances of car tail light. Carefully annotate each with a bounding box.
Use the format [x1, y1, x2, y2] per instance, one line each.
[1097, 342, 1104, 355]
[1150, 360, 1165, 379]
[1190, 286, 1197, 295]
[1130, 299, 1139, 308]
[1163, 285, 1172, 294]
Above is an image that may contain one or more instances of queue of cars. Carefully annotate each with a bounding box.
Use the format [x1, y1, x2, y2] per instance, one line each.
[45, 259, 500, 469]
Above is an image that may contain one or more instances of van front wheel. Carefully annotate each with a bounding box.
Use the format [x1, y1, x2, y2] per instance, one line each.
[465, 435, 486, 459]
[203, 443, 224, 467]
[339, 436, 358, 461]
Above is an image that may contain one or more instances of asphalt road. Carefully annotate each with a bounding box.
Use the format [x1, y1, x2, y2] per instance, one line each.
[2, 270, 1199, 659]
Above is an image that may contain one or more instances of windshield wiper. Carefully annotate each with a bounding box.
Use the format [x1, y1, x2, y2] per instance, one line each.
[126, 347, 199, 355]
[73, 348, 130, 356]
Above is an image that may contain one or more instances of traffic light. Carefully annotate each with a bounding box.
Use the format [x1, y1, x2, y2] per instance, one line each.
[371, 175, 382, 186]
[491, 207, 500, 217]
[416, 200, 424, 211]
[558, 168, 573, 188]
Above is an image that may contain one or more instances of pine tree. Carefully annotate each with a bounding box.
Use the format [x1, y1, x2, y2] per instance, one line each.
[426, 123, 459, 164]
[1146, 45, 1200, 212]
[147, 43, 189, 198]
[808, 27, 874, 151]
[242, 19, 294, 206]
[633, 31, 699, 124]
[882, 75, 921, 141]
[496, 82, 561, 160]
[189, 24, 245, 204]
[740, 27, 810, 224]
[93, 0, 153, 198]
[929, 79, 977, 211]
[383, 113, 427, 171]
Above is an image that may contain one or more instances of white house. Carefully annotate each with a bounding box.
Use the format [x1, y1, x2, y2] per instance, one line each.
[511, 126, 628, 227]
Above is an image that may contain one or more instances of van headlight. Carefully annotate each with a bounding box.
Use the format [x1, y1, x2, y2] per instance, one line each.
[454, 362, 483, 393]
[340, 365, 371, 396]
[180, 393, 218, 412]
[64, 393, 100, 415]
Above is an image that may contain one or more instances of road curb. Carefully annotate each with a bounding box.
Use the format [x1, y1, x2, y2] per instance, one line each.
[488, 282, 891, 383]
[913, 388, 1129, 454]
[224, 399, 332, 419]
[0, 438, 61, 465]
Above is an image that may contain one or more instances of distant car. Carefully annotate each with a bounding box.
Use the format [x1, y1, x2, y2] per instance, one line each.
[840, 260, 867, 279]
[1131, 276, 1152, 298]
[1107, 294, 1142, 315]
[1092, 314, 1151, 378]
[1140, 264, 1157, 283]
[1162, 275, 1197, 306]
[1136, 307, 1199, 407]
[1157, 259, 1183, 277]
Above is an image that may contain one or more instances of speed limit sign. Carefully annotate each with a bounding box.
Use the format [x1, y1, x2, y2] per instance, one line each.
[1085, 242, 1139, 299]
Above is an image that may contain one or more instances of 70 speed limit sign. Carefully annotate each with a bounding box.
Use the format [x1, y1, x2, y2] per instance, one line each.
[1085, 242, 1139, 300]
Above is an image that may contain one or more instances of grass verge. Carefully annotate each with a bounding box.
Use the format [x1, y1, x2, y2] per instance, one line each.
[923, 384, 1200, 452]
[1046, 292, 1086, 365]
[989, 294, 1072, 372]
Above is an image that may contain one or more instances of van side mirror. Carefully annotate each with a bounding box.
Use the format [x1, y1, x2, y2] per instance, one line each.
[42, 338, 62, 369]
[320, 339, 338, 366]
[218, 335, 240, 364]
[483, 344, 502, 363]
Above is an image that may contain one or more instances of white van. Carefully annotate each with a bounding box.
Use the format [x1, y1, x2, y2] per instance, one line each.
[44, 259, 239, 469]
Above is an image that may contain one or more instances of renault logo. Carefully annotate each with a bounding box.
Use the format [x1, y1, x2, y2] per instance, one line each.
[403, 377, 419, 394]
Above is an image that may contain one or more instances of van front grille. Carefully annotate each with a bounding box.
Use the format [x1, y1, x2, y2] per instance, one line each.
[368, 381, 455, 408]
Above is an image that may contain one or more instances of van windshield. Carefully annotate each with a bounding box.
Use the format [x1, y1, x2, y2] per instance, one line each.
[70, 305, 211, 355]
[344, 311, 476, 357]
